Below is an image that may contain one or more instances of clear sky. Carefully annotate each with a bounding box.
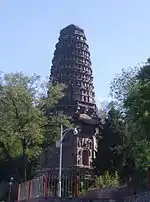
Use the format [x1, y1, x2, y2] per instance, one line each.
[0, 0, 150, 104]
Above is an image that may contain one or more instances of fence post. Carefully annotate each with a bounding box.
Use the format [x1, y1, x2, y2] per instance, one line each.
[28, 181, 32, 200]
[43, 175, 47, 197]
[17, 184, 21, 202]
[75, 176, 79, 197]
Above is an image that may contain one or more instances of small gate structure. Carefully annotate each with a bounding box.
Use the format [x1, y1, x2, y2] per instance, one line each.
[17, 170, 95, 201]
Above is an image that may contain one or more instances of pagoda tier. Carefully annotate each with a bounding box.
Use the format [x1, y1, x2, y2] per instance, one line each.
[50, 24, 98, 118]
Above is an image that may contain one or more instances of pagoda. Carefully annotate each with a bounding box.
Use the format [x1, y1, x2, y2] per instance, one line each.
[40, 25, 100, 172]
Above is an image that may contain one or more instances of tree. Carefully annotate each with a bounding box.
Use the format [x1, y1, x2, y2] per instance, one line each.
[0, 72, 70, 182]
[110, 66, 139, 103]
[94, 101, 149, 187]
[110, 59, 150, 138]
[0, 73, 43, 180]
[124, 60, 150, 139]
[109, 58, 150, 187]
[94, 102, 124, 175]
[39, 81, 71, 148]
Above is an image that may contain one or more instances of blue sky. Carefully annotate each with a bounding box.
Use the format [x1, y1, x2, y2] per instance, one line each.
[0, 1, 150, 104]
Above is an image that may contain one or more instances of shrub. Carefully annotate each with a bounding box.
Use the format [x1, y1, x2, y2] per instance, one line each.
[95, 171, 119, 188]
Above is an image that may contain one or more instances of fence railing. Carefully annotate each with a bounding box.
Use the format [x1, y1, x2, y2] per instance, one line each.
[17, 171, 94, 201]
[18, 171, 150, 201]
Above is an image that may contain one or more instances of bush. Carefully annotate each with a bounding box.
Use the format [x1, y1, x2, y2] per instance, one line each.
[95, 171, 119, 188]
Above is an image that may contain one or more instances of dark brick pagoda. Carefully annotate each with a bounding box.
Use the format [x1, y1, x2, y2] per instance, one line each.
[39, 25, 100, 173]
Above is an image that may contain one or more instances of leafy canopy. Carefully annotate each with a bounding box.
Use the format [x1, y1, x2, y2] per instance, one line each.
[0, 71, 70, 181]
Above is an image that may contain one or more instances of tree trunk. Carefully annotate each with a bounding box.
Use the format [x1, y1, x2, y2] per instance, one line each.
[22, 138, 27, 182]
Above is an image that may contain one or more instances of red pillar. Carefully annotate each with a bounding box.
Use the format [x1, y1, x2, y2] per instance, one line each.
[75, 176, 79, 197]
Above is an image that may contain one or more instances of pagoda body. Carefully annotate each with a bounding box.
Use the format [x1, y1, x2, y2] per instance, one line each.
[39, 25, 100, 173]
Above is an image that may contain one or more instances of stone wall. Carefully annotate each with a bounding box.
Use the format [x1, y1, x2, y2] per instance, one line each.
[22, 198, 116, 202]
[124, 192, 150, 201]
[19, 186, 149, 202]
[20, 186, 130, 202]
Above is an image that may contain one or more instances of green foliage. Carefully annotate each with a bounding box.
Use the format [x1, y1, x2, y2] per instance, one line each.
[95, 171, 119, 188]
[124, 62, 150, 138]
[0, 72, 44, 159]
[94, 104, 124, 175]
[43, 114, 71, 148]
[95, 59, 150, 189]
[104, 58, 150, 187]
[0, 71, 70, 182]
[110, 66, 139, 103]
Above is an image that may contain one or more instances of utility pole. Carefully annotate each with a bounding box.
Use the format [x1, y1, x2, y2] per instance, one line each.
[58, 124, 63, 197]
